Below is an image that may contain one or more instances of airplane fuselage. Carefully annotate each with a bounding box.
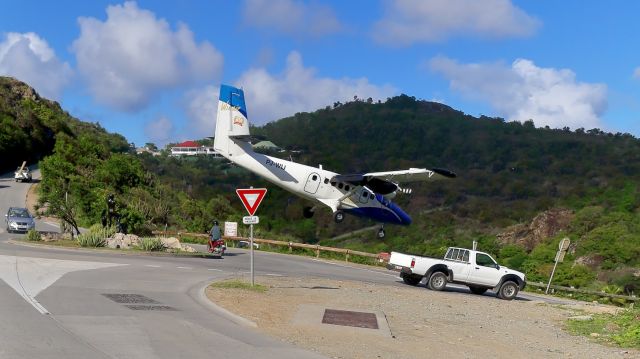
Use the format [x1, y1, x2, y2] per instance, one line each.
[225, 140, 412, 225]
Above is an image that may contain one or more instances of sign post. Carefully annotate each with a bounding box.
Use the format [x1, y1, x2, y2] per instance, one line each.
[236, 188, 267, 286]
[546, 237, 570, 294]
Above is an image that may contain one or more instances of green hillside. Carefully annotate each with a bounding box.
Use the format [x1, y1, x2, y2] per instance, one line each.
[0, 76, 130, 173]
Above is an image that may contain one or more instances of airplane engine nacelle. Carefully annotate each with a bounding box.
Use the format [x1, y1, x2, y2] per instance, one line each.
[383, 191, 397, 200]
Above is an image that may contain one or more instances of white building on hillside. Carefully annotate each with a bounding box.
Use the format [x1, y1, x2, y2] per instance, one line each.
[170, 141, 223, 158]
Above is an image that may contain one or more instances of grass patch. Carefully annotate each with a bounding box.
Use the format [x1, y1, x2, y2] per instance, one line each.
[566, 307, 640, 348]
[210, 280, 268, 293]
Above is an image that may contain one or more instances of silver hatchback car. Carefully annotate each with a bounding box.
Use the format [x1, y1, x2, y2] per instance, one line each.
[5, 207, 36, 233]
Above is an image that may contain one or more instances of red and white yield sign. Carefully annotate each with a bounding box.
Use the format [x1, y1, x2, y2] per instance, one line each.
[236, 188, 267, 216]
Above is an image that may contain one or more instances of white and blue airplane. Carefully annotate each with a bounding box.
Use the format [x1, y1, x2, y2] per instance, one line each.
[213, 84, 455, 238]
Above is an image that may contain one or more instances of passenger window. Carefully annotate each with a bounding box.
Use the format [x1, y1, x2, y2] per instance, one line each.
[331, 181, 336, 187]
[370, 194, 375, 200]
[445, 249, 453, 260]
[345, 185, 350, 191]
[324, 178, 329, 184]
[462, 251, 469, 262]
[312, 175, 317, 181]
[450, 249, 459, 260]
[338, 183, 344, 189]
[476, 253, 497, 268]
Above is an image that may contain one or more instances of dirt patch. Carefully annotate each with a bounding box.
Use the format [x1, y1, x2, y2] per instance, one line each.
[206, 276, 639, 359]
[26, 181, 59, 225]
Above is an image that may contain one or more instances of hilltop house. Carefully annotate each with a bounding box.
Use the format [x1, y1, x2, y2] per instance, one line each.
[170, 141, 222, 158]
[252, 140, 283, 152]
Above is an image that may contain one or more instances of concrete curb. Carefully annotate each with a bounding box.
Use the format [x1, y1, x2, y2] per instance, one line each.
[191, 279, 258, 328]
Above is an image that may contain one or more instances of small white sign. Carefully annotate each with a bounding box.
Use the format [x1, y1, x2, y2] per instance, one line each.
[559, 238, 570, 251]
[243, 216, 259, 224]
[224, 221, 238, 236]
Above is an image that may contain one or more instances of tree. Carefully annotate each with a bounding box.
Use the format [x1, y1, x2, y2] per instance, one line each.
[38, 155, 82, 236]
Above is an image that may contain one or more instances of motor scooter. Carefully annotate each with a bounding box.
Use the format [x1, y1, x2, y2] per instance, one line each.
[208, 237, 226, 257]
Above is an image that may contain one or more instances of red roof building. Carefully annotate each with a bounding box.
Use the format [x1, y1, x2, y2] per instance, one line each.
[174, 140, 200, 148]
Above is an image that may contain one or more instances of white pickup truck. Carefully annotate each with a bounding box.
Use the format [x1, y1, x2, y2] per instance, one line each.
[388, 247, 526, 300]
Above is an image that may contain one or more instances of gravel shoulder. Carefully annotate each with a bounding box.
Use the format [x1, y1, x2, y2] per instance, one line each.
[206, 275, 639, 359]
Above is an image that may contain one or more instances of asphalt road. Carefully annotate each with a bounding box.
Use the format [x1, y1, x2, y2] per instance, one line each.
[0, 169, 572, 358]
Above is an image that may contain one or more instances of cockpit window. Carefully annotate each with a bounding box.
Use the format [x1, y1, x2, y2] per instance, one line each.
[324, 178, 329, 184]
[312, 175, 317, 181]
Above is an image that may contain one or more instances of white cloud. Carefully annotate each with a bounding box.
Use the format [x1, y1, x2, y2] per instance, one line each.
[373, 0, 540, 45]
[184, 85, 218, 138]
[234, 51, 397, 124]
[0, 32, 72, 99]
[429, 56, 607, 129]
[72, 1, 223, 112]
[243, 0, 342, 37]
[144, 116, 174, 146]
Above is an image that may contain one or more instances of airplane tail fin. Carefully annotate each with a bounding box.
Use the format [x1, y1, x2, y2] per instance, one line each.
[214, 84, 252, 157]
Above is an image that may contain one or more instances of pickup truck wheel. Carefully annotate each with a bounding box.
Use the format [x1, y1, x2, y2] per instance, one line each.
[469, 286, 488, 295]
[402, 274, 421, 286]
[427, 272, 447, 291]
[498, 281, 519, 300]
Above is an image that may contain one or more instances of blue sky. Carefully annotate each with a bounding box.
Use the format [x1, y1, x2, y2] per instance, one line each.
[1, 0, 639, 147]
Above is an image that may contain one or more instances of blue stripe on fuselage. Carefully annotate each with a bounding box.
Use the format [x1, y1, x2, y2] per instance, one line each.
[344, 196, 412, 225]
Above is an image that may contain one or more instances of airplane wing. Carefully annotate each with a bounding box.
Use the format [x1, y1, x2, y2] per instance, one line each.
[331, 168, 455, 195]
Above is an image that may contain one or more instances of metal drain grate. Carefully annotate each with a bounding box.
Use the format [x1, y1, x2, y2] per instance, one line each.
[102, 294, 159, 304]
[322, 309, 379, 329]
[125, 305, 177, 311]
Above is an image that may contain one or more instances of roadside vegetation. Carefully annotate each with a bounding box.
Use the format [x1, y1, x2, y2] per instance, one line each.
[25, 229, 41, 241]
[138, 237, 165, 251]
[567, 307, 640, 348]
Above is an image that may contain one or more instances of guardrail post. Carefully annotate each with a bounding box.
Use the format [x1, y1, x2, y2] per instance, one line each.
[315, 245, 320, 258]
[345, 249, 350, 262]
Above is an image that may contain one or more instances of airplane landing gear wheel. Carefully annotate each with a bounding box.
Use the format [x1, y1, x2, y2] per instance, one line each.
[334, 211, 345, 223]
[377, 228, 385, 238]
[303, 206, 315, 218]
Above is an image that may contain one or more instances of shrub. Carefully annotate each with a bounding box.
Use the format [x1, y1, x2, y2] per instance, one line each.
[77, 232, 107, 247]
[89, 224, 116, 237]
[26, 229, 41, 241]
[139, 237, 165, 251]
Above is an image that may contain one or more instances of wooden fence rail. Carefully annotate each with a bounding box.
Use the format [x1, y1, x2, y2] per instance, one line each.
[151, 231, 381, 263]
[527, 281, 638, 302]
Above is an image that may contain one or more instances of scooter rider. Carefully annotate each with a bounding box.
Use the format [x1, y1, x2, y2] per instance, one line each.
[209, 221, 222, 252]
